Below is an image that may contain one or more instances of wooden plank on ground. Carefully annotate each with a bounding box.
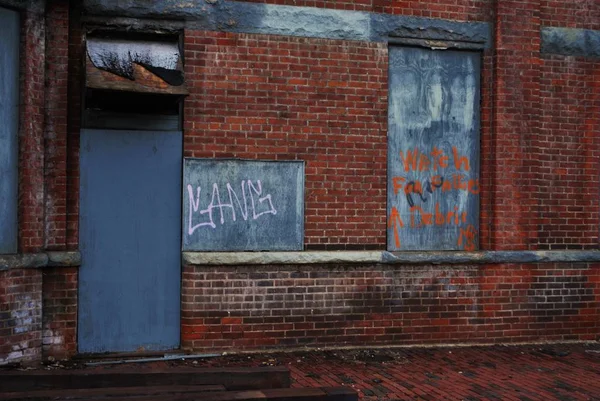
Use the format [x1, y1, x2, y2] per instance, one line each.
[0, 367, 290, 392]
[20, 387, 358, 401]
[0, 385, 225, 401]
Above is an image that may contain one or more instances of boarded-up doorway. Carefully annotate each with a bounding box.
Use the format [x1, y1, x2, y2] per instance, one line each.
[78, 129, 182, 353]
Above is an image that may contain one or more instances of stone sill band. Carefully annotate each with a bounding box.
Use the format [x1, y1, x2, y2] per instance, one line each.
[0, 252, 81, 271]
[183, 250, 600, 266]
[3, 250, 599, 270]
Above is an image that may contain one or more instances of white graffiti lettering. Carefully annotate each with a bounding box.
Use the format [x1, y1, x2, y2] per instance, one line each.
[187, 180, 277, 235]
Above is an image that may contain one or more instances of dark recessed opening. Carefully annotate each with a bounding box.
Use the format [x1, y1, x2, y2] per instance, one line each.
[85, 89, 181, 115]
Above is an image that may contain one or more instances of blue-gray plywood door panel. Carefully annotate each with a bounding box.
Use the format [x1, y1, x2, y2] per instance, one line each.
[79, 129, 182, 353]
[0, 7, 19, 254]
[387, 47, 481, 251]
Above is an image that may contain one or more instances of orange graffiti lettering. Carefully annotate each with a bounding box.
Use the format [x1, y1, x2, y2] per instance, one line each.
[452, 146, 470, 171]
[389, 207, 404, 248]
[392, 176, 406, 195]
[458, 224, 478, 251]
[399, 149, 419, 172]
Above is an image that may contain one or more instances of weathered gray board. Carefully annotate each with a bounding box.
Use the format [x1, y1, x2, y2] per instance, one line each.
[183, 159, 304, 251]
[387, 47, 480, 251]
[79, 129, 182, 353]
[0, 7, 19, 254]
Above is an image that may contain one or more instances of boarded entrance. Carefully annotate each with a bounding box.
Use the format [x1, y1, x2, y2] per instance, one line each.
[387, 47, 481, 251]
[78, 129, 182, 353]
[0, 7, 19, 253]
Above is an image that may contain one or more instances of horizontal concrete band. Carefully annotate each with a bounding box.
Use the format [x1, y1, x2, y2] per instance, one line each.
[183, 250, 600, 266]
[0, 0, 44, 13]
[83, 0, 491, 48]
[541, 27, 600, 58]
[0, 251, 81, 271]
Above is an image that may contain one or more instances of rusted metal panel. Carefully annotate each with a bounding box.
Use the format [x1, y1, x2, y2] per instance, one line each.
[0, 7, 19, 254]
[78, 129, 182, 353]
[387, 47, 481, 251]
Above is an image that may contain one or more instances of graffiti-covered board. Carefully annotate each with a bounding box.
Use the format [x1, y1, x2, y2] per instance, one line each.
[387, 47, 480, 251]
[183, 159, 304, 251]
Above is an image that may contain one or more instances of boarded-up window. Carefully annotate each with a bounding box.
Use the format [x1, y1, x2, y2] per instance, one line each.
[183, 159, 304, 251]
[387, 47, 480, 251]
[0, 8, 19, 254]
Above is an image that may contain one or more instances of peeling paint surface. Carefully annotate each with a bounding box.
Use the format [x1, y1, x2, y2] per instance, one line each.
[87, 37, 181, 80]
[387, 47, 480, 251]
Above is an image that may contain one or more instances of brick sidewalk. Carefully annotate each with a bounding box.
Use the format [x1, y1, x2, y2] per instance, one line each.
[282, 345, 600, 401]
[66, 343, 600, 400]
[180, 343, 600, 401]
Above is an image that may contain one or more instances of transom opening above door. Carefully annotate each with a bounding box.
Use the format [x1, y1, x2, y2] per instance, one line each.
[83, 31, 187, 131]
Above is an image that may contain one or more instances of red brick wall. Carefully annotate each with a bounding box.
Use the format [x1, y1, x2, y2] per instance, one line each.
[39, 0, 79, 361]
[66, 0, 83, 251]
[490, 0, 542, 250]
[375, 0, 490, 21]
[181, 263, 600, 351]
[184, 32, 389, 249]
[42, 267, 78, 360]
[537, 57, 600, 249]
[44, 0, 70, 251]
[535, 1, 600, 249]
[541, 0, 599, 30]
[18, 9, 46, 254]
[0, 269, 42, 365]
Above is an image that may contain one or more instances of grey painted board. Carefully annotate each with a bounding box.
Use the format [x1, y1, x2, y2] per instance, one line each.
[79, 129, 182, 353]
[183, 159, 304, 251]
[0, 7, 19, 254]
[387, 47, 480, 251]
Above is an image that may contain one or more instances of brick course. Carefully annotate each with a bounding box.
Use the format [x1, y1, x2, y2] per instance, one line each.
[184, 32, 389, 249]
[0, 269, 42, 365]
[181, 263, 600, 351]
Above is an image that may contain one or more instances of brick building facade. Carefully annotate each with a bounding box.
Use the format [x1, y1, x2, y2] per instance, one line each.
[0, 0, 599, 365]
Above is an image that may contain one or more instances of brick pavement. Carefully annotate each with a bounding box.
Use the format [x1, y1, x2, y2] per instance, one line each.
[41, 343, 600, 401]
[188, 343, 600, 401]
[281, 345, 600, 401]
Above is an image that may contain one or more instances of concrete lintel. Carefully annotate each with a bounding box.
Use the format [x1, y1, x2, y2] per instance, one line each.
[0, 251, 81, 271]
[0, 0, 44, 13]
[83, 0, 491, 47]
[183, 250, 600, 266]
[541, 27, 600, 58]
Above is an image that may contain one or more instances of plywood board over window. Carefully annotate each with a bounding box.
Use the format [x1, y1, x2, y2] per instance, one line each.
[0, 7, 19, 254]
[387, 47, 481, 251]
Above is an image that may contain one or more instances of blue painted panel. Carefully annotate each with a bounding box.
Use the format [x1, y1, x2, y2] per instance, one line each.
[183, 159, 304, 251]
[0, 8, 19, 254]
[79, 129, 182, 353]
[387, 47, 481, 251]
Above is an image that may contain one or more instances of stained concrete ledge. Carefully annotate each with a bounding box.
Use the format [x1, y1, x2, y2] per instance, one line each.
[0, 252, 81, 271]
[0, 0, 44, 13]
[183, 250, 600, 266]
[83, 0, 490, 48]
[541, 27, 600, 58]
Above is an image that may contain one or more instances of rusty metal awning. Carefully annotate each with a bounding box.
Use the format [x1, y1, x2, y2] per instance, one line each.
[85, 37, 188, 96]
